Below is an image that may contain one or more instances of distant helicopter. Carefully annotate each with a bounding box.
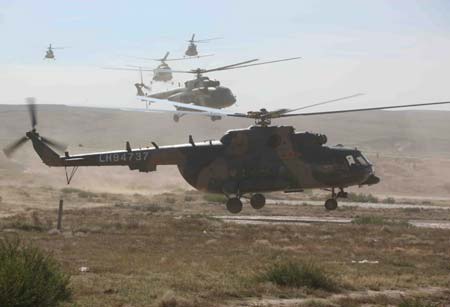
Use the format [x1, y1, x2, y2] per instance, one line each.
[185, 34, 222, 57]
[109, 51, 212, 83]
[134, 57, 302, 122]
[134, 67, 152, 97]
[44, 44, 65, 60]
[5, 97, 450, 214]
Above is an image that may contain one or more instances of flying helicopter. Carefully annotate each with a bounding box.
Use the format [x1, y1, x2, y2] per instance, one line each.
[134, 67, 152, 97]
[111, 51, 213, 83]
[44, 44, 65, 60]
[4, 97, 450, 214]
[185, 34, 222, 57]
[129, 57, 302, 122]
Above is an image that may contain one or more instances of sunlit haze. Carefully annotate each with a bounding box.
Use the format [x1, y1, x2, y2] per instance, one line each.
[1, 0, 450, 112]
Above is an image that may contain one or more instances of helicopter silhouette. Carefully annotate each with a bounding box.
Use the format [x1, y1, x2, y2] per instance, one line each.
[111, 51, 213, 83]
[44, 44, 65, 60]
[131, 57, 302, 122]
[4, 97, 450, 214]
[185, 34, 222, 57]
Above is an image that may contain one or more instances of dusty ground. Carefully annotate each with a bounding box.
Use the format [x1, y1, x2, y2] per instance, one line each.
[1, 186, 450, 306]
[1, 106, 450, 306]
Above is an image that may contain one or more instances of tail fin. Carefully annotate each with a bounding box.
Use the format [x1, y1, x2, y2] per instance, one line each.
[28, 132, 63, 167]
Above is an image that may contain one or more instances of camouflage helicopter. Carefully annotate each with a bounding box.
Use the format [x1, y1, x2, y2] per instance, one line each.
[4, 97, 450, 214]
[185, 34, 222, 57]
[132, 57, 302, 122]
[44, 44, 65, 60]
[110, 52, 213, 83]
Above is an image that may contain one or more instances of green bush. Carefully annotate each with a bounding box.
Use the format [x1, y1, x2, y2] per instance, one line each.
[382, 197, 396, 204]
[259, 260, 338, 292]
[345, 193, 379, 203]
[399, 298, 437, 307]
[203, 194, 227, 203]
[0, 238, 71, 307]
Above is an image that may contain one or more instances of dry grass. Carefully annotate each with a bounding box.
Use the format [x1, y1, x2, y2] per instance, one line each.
[0, 196, 449, 306]
[0, 187, 449, 306]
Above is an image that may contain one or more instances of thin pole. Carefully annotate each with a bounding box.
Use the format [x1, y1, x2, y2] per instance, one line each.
[57, 199, 63, 231]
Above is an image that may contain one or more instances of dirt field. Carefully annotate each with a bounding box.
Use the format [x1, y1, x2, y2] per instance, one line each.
[1, 106, 450, 306]
[1, 187, 450, 306]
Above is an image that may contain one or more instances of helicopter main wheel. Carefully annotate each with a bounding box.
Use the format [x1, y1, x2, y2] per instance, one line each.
[250, 193, 266, 210]
[173, 115, 180, 122]
[211, 116, 222, 122]
[226, 197, 243, 214]
[324, 198, 338, 211]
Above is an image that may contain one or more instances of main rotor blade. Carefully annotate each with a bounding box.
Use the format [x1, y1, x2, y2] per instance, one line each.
[26, 97, 37, 129]
[281, 93, 365, 114]
[281, 100, 450, 117]
[202, 59, 259, 73]
[165, 54, 214, 61]
[207, 57, 302, 73]
[41, 136, 67, 152]
[137, 96, 239, 116]
[120, 54, 213, 62]
[195, 37, 223, 43]
[3, 137, 29, 158]
[103, 66, 154, 72]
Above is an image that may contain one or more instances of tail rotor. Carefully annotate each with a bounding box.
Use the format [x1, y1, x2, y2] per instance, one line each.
[2, 98, 66, 158]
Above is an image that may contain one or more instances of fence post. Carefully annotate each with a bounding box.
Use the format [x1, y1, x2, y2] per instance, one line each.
[57, 199, 63, 231]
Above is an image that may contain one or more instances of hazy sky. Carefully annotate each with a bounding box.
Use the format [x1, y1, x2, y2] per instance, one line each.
[1, 0, 450, 112]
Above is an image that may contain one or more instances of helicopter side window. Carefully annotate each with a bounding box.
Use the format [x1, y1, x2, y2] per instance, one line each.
[345, 155, 356, 166]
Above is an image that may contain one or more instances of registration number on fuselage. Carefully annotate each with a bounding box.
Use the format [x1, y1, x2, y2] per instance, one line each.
[98, 151, 149, 163]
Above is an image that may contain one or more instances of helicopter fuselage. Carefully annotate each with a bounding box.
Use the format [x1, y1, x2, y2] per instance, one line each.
[170, 86, 236, 109]
[185, 43, 198, 57]
[177, 126, 376, 194]
[29, 125, 378, 197]
[45, 50, 55, 59]
[153, 63, 173, 82]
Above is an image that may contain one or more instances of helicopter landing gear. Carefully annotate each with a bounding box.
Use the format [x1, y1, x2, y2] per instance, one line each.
[324, 188, 347, 210]
[250, 193, 266, 209]
[210, 116, 222, 122]
[324, 198, 338, 211]
[226, 197, 243, 214]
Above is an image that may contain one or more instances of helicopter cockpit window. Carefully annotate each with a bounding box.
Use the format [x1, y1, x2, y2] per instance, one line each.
[356, 154, 370, 166]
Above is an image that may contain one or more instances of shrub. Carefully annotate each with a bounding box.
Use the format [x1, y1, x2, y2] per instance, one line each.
[382, 197, 396, 204]
[399, 298, 438, 307]
[61, 187, 95, 199]
[346, 193, 379, 203]
[203, 194, 227, 203]
[259, 260, 338, 292]
[352, 216, 409, 227]
[0, 238, 71, 307]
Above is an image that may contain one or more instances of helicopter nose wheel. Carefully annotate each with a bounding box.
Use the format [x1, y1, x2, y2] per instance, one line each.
[324, 198, 338, 211]
[250, 193, 266, 210]
[226, 197, 243, 214]
[324, 188, 346, 210]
